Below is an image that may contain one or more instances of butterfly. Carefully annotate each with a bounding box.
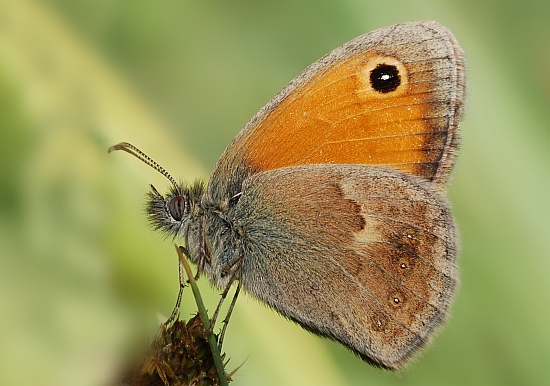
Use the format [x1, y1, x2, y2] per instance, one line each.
[111, 21, 465, 369]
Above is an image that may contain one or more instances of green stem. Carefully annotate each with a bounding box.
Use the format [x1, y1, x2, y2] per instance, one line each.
[175, 245, 229, 386]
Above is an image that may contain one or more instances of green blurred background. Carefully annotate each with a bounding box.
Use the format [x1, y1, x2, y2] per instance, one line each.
[1, 0, 549, 385]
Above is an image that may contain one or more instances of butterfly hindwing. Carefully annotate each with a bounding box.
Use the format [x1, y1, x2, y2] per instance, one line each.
[229, 164, 457, 369]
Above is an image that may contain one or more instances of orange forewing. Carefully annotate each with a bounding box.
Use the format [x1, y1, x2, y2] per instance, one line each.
[210, 22, 465, 194]
[245, 53, 442, 176]
[247, 51, 458, 179]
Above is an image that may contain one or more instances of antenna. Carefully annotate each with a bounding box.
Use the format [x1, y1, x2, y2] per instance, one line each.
[108, 142, 179, 193]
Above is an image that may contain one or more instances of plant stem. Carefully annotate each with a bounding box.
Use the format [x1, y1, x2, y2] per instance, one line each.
[175, 245, 229, 386]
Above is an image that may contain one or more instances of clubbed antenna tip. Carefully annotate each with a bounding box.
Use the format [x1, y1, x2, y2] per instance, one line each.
[109, 142, 179, 193]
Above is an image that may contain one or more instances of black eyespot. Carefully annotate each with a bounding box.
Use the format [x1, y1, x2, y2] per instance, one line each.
[168, 195, 185, 221]
[370, 64, 401, 93]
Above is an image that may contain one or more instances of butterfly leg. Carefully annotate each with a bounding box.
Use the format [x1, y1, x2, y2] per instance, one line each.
[218, 280, 241, 350]
[165, 253, 186, 326]
[195, 215, 210, 280]
[209, 258, 242, 331]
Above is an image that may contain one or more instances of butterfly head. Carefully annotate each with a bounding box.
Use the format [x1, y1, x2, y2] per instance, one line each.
[109, 142, 205, 245]
[146, 180, 205, 241]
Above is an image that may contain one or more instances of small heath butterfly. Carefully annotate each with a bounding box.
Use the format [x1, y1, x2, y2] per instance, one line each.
[110, 21, 465, 369]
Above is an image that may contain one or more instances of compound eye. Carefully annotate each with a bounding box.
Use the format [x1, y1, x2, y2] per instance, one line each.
[168, 195, 185, 221]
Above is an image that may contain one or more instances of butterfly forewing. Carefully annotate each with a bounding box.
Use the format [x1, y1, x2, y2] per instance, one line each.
[208, 21, 465, 204]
